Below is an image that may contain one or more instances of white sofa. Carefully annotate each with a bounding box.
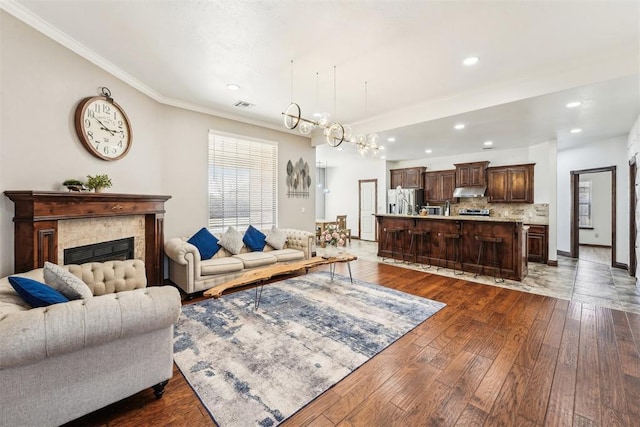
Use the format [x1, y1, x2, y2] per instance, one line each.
[0, 260, 181, 427]
[165, 228, 315, 295]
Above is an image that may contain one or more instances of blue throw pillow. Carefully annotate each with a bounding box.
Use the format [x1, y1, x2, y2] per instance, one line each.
[187, 227, 221, 259]
[243, 225, 267, 252]
[9, 276, 69, 307]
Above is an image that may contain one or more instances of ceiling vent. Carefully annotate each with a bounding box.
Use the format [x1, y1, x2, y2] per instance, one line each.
[233, 100, 255, 108]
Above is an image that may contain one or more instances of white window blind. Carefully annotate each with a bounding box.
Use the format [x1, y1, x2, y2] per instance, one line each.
[208, 131, 278, 233]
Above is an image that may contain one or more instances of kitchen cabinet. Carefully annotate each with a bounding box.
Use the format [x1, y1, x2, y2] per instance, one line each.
[424, 170, 457, 203]
[455, 161, 489, 187]
[527, 224, 548, 263]
[390, 167, 425, 189]
[487, 164, 535, 203]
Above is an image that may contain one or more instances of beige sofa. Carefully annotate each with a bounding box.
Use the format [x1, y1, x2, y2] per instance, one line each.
[165, 228, 315, 295]
[0, 259, 181, 427]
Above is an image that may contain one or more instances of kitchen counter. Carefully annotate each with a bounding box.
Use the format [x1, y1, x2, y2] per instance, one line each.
[375, 214, 528, 280]
[377, 213, 549, 225]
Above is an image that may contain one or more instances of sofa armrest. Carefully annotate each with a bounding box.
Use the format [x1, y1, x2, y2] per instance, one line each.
[164, 238, 200, 265]
[0, 286, 181, 369]
[281, 229, 315, 259]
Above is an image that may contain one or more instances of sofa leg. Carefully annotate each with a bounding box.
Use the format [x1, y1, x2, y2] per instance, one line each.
[152, 380, 169, 399]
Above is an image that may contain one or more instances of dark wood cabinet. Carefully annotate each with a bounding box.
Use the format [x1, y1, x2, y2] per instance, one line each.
[424, 170, 457, 203]
[527, 224, 548, 263]
[455, 161, 489, 187]
[487, 164, 535, 203]
[390, 167, 425, 189]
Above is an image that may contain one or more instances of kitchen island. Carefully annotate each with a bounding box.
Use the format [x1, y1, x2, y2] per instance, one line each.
[375, 214, 528, 281]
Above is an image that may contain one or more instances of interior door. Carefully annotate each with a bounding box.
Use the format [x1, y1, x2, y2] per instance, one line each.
[359, 180, 377, 241]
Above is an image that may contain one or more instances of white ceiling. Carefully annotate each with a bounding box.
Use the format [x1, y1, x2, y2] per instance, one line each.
[7, 0, 640, 160]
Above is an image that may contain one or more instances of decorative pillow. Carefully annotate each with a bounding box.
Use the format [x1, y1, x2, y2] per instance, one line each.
[219, 226, 244, 255]
[187, 227, 221, 259]
[43, 261, 93, 300]
[9, 276, 69, 307]
[265, 226, 287, 250]
[243, 225, 267, 252]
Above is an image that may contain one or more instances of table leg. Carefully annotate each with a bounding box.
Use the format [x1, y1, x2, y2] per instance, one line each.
[330, 263, 335, 281]
[254, 283, 265, 310]
[347, 262, 353, 283]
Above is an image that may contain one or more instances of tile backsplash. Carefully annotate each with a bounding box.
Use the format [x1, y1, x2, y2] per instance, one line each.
[445, 197, 549, 224]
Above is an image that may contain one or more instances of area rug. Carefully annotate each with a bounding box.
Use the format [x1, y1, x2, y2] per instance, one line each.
[173, 271, 445, 426]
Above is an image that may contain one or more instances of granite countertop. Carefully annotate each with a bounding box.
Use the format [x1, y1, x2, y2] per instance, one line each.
[375, 213, 525, 223]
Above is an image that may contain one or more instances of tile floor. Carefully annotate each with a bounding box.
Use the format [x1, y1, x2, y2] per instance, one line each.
[320, 240, 640, 315]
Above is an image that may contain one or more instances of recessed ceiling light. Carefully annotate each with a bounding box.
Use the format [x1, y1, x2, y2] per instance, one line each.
[570, 128, 582, 134]
[380, 156, 386, 159]
[463, 56, 479, 66]
[227, 84, 240, 91]
[484, 141, 493, 146]
[425, 149, 432, 154]
[387, 137, 396, 142]
[566, 101, 582, 108]
[454, 124, 465, 130]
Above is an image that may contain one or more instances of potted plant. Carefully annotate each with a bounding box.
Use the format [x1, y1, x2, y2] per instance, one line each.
[85, 174, 112, 193]
[62, 179, 86, 192]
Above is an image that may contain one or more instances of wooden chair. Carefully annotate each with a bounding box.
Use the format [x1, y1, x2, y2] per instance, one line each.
[336, 215, 352, 244]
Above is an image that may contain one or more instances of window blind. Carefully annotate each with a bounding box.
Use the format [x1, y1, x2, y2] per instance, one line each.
[208, 131, 278, 233]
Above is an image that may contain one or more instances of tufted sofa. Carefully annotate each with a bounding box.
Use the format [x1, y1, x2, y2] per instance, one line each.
[165, 228, 315, 295]
[0, 259, 181, 427]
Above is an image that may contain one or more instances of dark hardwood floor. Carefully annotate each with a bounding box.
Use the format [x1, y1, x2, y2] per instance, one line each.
[65, 259, 640, 426]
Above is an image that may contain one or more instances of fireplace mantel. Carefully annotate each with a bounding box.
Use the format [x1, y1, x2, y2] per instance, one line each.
[4, 191, 171, 285]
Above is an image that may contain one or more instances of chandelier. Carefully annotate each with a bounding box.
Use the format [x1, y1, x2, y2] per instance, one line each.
[282, 62, 383, 156]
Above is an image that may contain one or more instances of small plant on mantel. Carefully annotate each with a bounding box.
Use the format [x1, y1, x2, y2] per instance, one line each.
[85, 174, 112, 193]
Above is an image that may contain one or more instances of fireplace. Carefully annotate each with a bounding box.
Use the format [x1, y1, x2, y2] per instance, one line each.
[64, 237, 135, 264]
[3, 191, 171, 286]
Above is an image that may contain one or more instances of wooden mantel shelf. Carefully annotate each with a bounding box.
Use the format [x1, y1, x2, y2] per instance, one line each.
[4, 191, 171, 285]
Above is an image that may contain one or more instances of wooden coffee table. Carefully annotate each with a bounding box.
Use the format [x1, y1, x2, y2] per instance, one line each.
[203, 254, 357, 308]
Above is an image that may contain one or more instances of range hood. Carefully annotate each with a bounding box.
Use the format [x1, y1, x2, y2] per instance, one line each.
[453, 186, 487, 198]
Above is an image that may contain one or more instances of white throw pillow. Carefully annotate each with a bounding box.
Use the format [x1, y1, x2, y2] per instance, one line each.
[43, 261, 93, 300]
[265, 226, 287, 250]
[219, 226, 245, 255]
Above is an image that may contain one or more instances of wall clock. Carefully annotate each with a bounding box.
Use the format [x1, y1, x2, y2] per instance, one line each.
[74, 87, 132, 161]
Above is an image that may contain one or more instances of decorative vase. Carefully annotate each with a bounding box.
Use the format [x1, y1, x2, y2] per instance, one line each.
[94, 187, 103, 193]
[325, 245, 338, 257]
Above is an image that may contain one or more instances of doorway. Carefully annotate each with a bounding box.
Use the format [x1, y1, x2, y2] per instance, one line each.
[359, 179, 377, 241]
[570, 166, 616, 268]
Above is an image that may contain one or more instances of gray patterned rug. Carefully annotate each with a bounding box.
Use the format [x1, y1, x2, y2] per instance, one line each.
[173, 271, 445, 426]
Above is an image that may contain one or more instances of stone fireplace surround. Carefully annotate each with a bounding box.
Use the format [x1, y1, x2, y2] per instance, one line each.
[3, 191, 171, 286]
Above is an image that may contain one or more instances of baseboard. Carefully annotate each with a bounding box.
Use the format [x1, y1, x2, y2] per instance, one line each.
[547, 260, 558, 267]
[557, 250, 571, 258]
[579, 244, 612, 249]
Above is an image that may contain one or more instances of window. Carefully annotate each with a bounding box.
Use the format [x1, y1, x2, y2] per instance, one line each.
[578, 180, 592, 228]
[208, 131, 278, 233]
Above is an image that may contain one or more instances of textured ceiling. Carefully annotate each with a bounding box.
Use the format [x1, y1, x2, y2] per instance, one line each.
[8, 0, 640, 160]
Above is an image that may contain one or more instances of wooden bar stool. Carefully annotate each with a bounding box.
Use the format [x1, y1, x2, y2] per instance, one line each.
[437, 232, 464, 275]
[406, 229, 432, 269]
[382, 227, 406, 263]
[474, 235, 504, 282]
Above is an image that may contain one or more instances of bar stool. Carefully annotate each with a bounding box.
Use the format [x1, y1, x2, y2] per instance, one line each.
[437, 232, 464, 275]
[474, 235, 504, 282]
[382, 227, 406, 263]
[406, 229, 432, 269]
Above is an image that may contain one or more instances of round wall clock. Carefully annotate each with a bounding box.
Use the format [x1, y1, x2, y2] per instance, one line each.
[74, 87, 132, 161]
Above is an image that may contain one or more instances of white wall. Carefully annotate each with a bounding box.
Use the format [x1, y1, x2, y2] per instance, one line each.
[557, 135, 629, 265]
[0, 11, 314, 277]
[316, 144, 387, 236]
[578, 172, 612, 246]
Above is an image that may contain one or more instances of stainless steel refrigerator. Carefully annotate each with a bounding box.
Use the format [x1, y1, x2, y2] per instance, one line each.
[387, 188, 424, 215]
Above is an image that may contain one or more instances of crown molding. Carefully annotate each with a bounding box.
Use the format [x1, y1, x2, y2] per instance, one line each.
[0, 0, 291, 135]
